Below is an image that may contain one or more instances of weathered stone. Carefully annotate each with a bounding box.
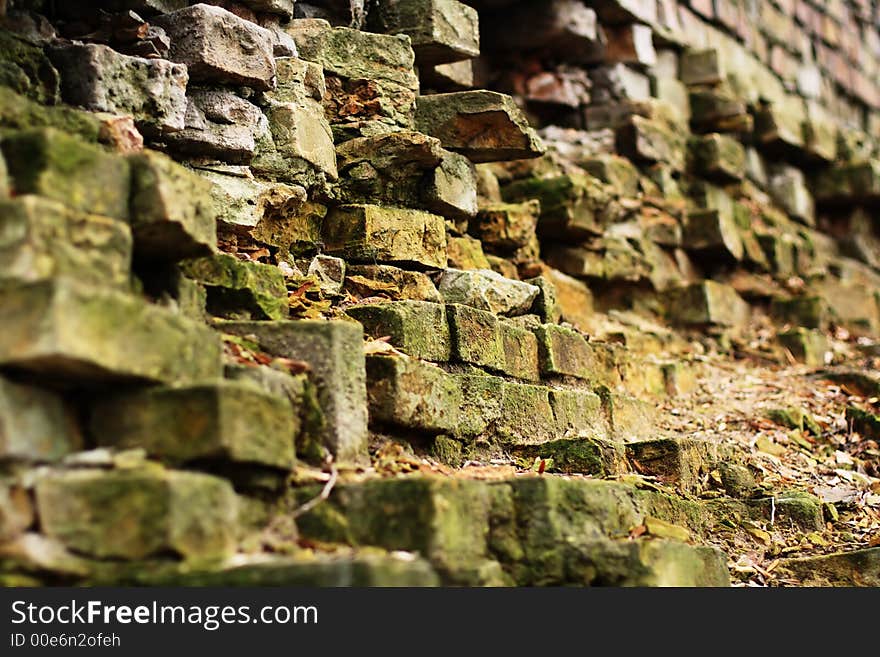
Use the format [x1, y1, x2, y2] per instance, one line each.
[664, 281, 750, 327]
[582, 155, 640, 197]
[547, 388, 610, 441]
[255, 102, 338, 184]
[778, 548, 880, 587]
[35, 467, 238, 560]
[181, 253, 288, 320]
[754, 96, 807, 155]
[680, 49, 724, 86]
[370, 0, 480, 66]
[532, 324, 596, 381]
[768, 165, 814, 226]
[50, 44, 188, 135]
[600, 390, 656, 442]
[771, 295, 827, 330]
[289, 20, 418, 135]
[217, 320, 368, 464]
[366, 355, 461, 432]
[0, 278, 222, 385]
[498, 320, 541, 382]
[423, 151, 478, 222]
[90, 381, 296, 470]
[0, 28, 59, 105]
[778, 328, 829, 367]
[0, 195, 132, 290]
[307, 255, 345, 295]
[758, 233, 797, 276]
[689, 85, 751, 134]
[346, 300, 451, 361]
[322, 204, 447, 270]
[482, 0, 603, 64]
[1, 128, 130, 221]
[471, 201, 539, 251]
[525, 275, 561, 324]
[547, 268, 594, 331]
[496, 381, 556, 442]
[0, 150, 7, 198]
[163, 89, 267, 163]
[446, 304, 539, 380]
[683, 209, 744, 261]
[0, 376, 82, 462]
[627, 438, 731, 493]
[688, 133, 745, 181]
[812, 161, 880, 205]
[438, 269, 539, 316]
[604, 23, 656, 67]
[446, 235, 491, 270]
[616, 115, 687, 171]
[0, 482, 32, 542]
[155, 4, 276, 90]
[128, 150, 217, 260]
[344, 264, 441, 302]
[415, 91, 545, 163]
[420, 60, 475, 92]
[502, 174, 614, 239]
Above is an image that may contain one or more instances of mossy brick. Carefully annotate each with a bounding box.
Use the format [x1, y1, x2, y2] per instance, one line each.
[370, 0, 480, 66]
[49, 43, 188, 135]
[446, 235, 491, 270]
[322, 204, 447, 270]
[626, 438, 733, 493]
[682, 208, 744, 261]
[0, 128, 130, 220]
[512, 436, 625, 476]
[438, 268, 539, 316]
[754, 97, 807, 155]
[777, 548, 880, 587]
[525, 275, 561, 324]
[471, 200, 540, 251]
[0, 481, 32, 543]
[154, 4, 275, 90]
[581, 155, 641, 197]
[35, 467, 238, 561]
[216, 320, 368, 464]
[778, 328, 828, 367]
[451, 372, 504, 437]
[415, 91, 545, 163]
[812, 161, 880, 204]
[346, 300, 451, 362]
[616, 115, 687, 171]
[295, 477, 493, 582]
[0, 195, 132, 290]
[533, 324, 596, 381]
[749, 491, 823, 532]
[664, 281, 750, 327]
[770, 295, 826, 329]
[548, 388, 610, 441]
[128, 150, 217, 260]
[598, 389, 656, 442]
[90, 381, 296, 471]
[0, 376, 82, 462]
[345, 264, 441, 302]
[180, 253, 288, 320]
[447, 303, 504, 371]
[680, 49, 724, 86]
[620, 358, 668, 398]
[496, 382, 556, 444]
[0, 278, 223, 385]
[688, 133, 745, 181]
[0, 28, 59, 105]
[366, 355, 461, 433]
[499, 320, 541, 382]
[688, 85, 751, 133]
[502, 174, 612, 239]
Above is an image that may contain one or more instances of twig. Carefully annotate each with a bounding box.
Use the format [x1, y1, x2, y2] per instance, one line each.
[291, 463, 338, 519]
[770, 496, 776, 526]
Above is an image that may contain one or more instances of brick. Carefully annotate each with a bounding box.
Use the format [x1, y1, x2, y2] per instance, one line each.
[0, 376, 82, 462]
[532, 324, 596, 381]
[346, 301, 452, 362]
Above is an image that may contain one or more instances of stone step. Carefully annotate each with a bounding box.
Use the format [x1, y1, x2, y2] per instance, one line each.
[777, 547, 880, 587]
[294, 475, 730, 586]
[0, 278, 222, 385]
[89, 380, 297, 472]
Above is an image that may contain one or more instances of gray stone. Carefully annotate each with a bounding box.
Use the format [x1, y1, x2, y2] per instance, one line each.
[217, 320, 368, 464]
[155, 4, 276, 90]
[423, 150, 478, 223]
[438, 269, 539, 316]
[164, 89, 268, 163]
[50, 44, 188, 135]
[35, 467, 238, 560]
[665, 281, 750, 327]
[307, 255, 346, 295]
[90, 381, 296, 471]
[0, 376, 82, 462]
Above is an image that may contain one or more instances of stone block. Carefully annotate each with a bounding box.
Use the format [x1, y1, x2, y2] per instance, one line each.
[0, 376, 82, 462]
[181, 253, 288, 320]
[90, 381, 296, 470]
[0, 482, 32, 543]
[532, 324, 596, 381]
[680, 48, 724, 86]
[420, 60, 475, 92]
[217, 320, 368, 464]
[664, 281, 750, 327]
[370, 0, 480, 66]
[768, 166, 814, 226]
[688, 133, 745, 181]
[547, 388, 610, 441]
[366, 355, 461, 433]
[346, 300, 451, 362]
[471, 201, 540, 251]
[627, 438, 732, 493]
[344, 264, 441, 302]
[35, 467, 238, 560]
[155, 4, 276, 90]
[682, 209, 744, 261]
[423, 151, 478, 223]
[415, 91, 545, 163]
[0, 278, 223, 385]
[50, 44, 188, 135]
[1, 128, 130, 221]
[603, 23, 656, 67]
[322, 204, 447, 270]
[128, 150, 217, 260]
[778, 328, 829, 367]
[616, 115, 687, 171]
[447, 235, 491, 270]
[0, 195, 132, 291]
[581, 154, 640, 197]
[438, 269, 539, 316]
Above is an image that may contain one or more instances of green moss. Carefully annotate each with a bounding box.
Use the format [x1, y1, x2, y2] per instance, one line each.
[346, 300, 451, 361]
[0, 29, 59, 105]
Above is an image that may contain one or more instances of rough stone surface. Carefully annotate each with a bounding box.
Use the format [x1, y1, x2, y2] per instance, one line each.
[346, 300, 451, 362]
[0, 376, 82, 462]
[438, 269, 539, 316]
[217, 320, 368, 464]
